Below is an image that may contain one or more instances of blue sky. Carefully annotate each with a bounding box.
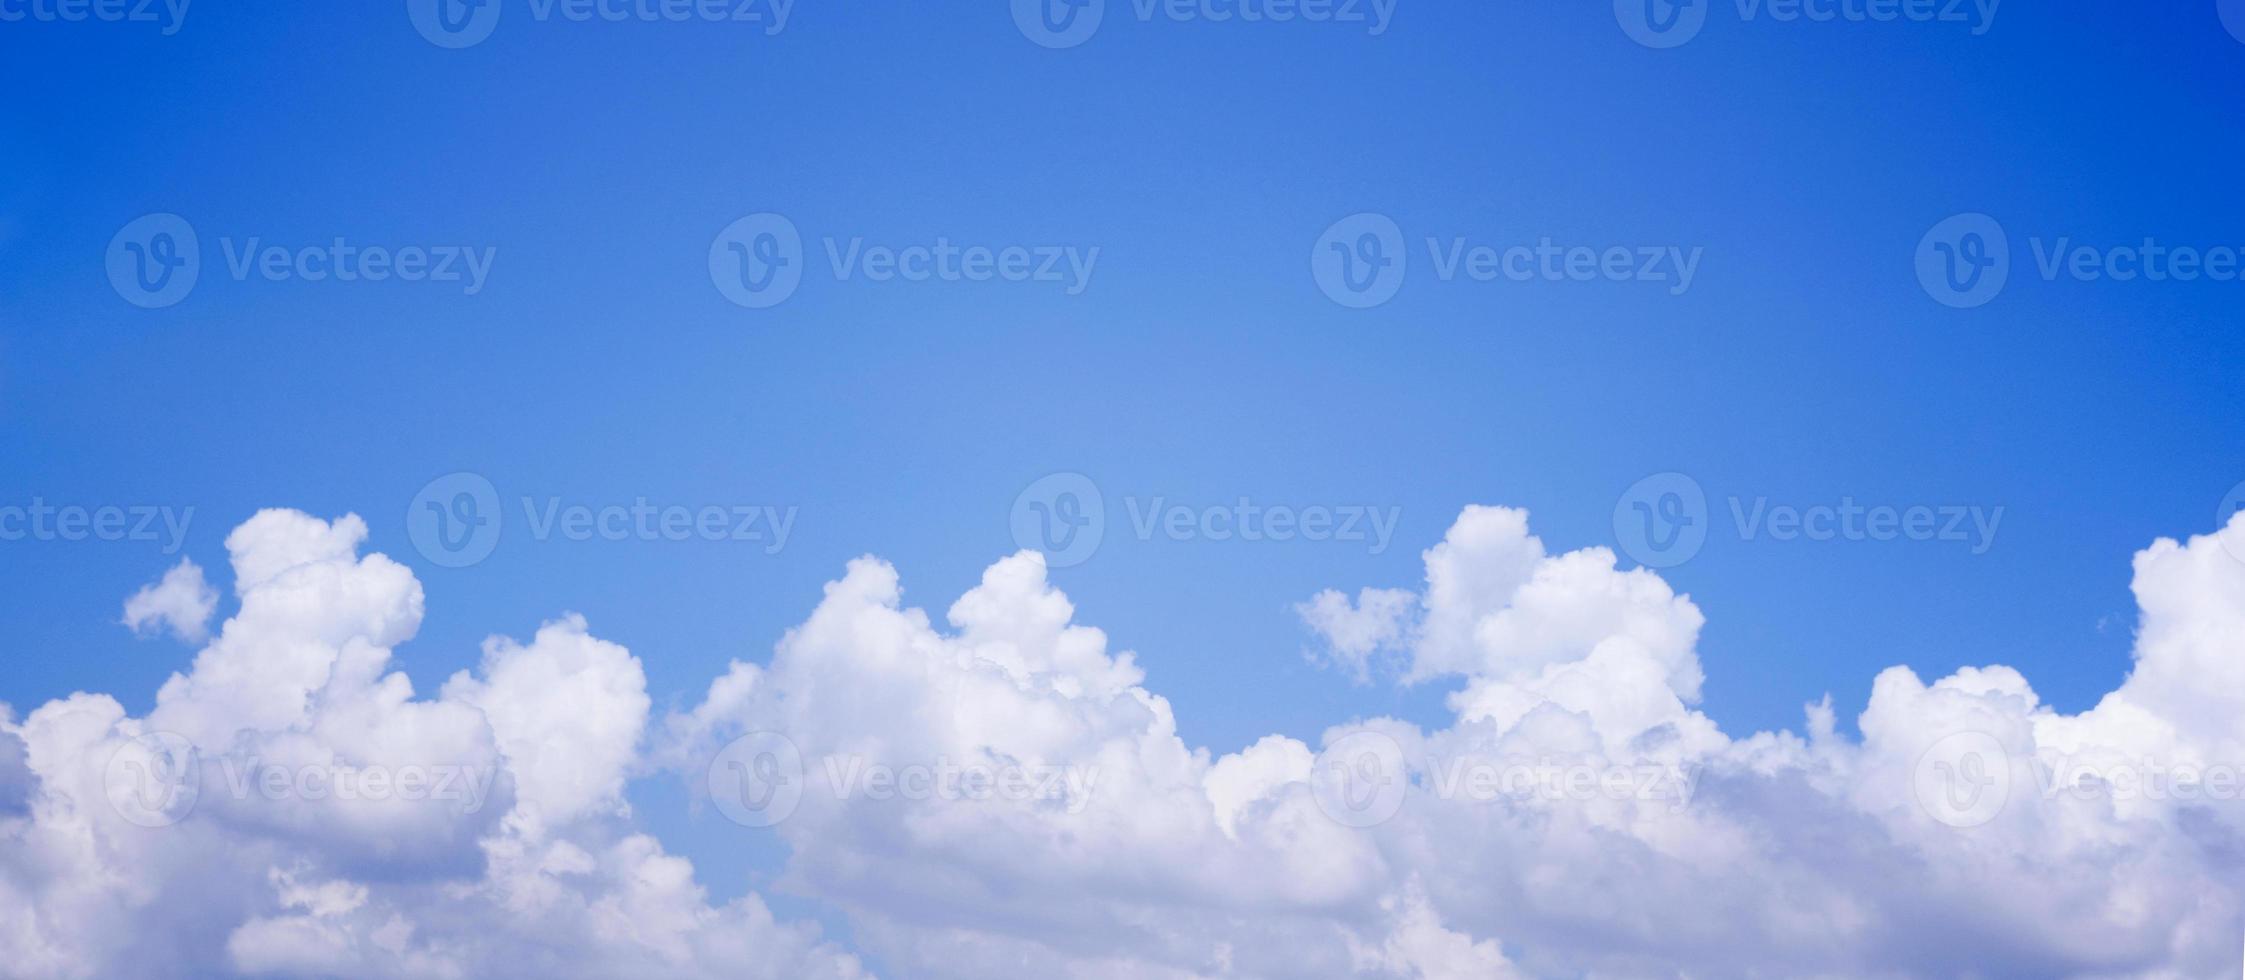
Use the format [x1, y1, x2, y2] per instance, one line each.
[4, 2, 2245, 974]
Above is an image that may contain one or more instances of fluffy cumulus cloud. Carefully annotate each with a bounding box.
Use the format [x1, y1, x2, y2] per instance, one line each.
[6, 504, 2245, 977]
[121, 558, 219, 643]
[0, 510, 864, 979]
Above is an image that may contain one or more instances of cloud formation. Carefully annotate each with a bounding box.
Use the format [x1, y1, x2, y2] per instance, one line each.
[4, 510, 863, 979]
[121, 558, 218, 643]
[7, 504, 2245, 977]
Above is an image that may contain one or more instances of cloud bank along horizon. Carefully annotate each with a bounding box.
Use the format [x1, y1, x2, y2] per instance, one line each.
[4, 502, 2244, 977]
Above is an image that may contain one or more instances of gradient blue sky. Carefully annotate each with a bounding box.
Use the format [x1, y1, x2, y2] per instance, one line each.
[5, 0, 2244, 933]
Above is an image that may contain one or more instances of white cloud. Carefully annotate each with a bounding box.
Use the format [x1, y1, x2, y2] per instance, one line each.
[441, 615, 650, 827]
[122, 559, 218, 643]
[9, 505, 2245, 977]
[1347, 879, 1521, 980]
[2, 510, 865, 979]
[1295, 587, 1414, 680]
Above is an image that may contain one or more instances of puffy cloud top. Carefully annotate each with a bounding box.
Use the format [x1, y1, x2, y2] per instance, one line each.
[6, 506, 2245, 977]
